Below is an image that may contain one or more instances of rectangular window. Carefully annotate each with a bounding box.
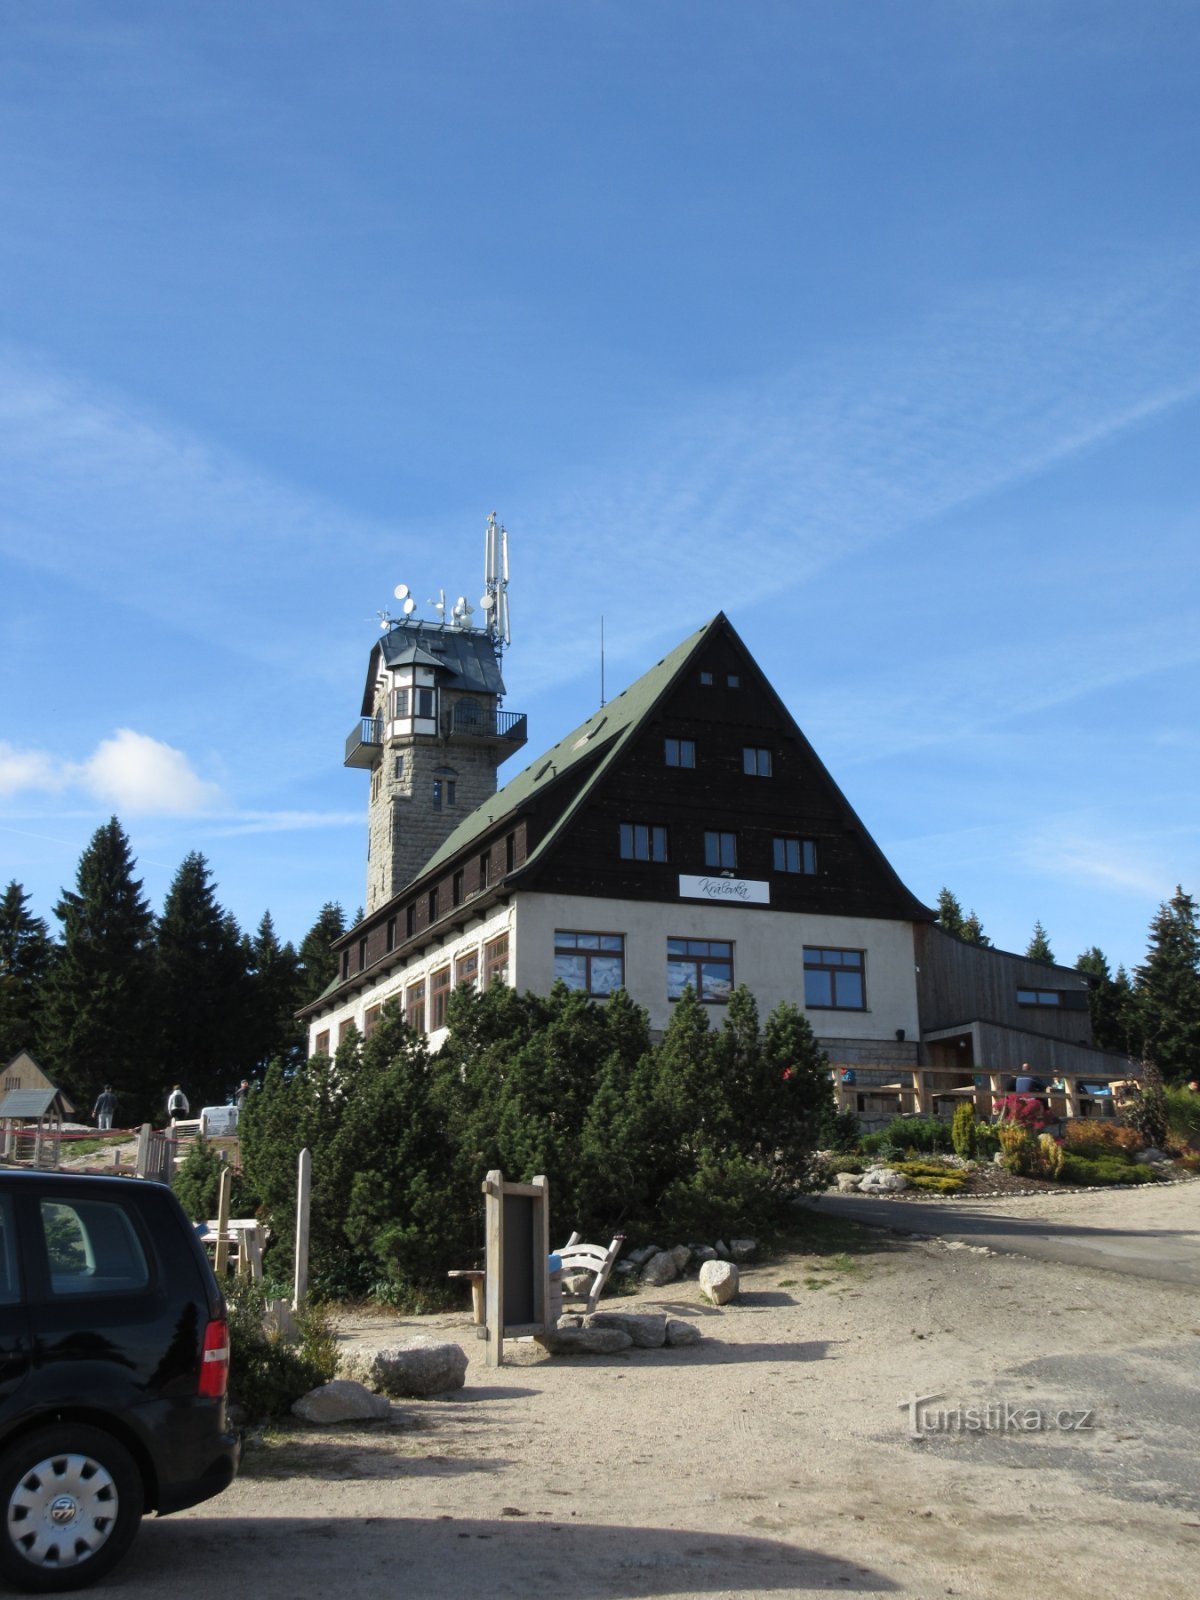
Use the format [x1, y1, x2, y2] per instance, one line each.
[704, 830, 737, 870]
[1017, 988, 1064, 1007]
[773, 837, 817, 875]
[667, 938, 733, 1004]
[414, 686, 435, 718]
[727, 673, 740, 688]
[479, 849, 491, 888]
[452, 869, 464, 907]
[314, 1030, 330, 1057]
[432, 778, 456, 809]
[363, 1004, 382, 1039]
[699, 670, 713, 686]
[804, 947, 866, 1010]
[338, 1019, 355, 1044]
[393, 755, 404, 780]
[484, 933, 509, 989]
[665, 738, 696, 768]
[455, 948, 479, 989]
[620, 823, 669, 861]
[405, 903, 415, 939]
[505, 832, 517, 872]
[340, 949, 350, 981]
[386, 916, 397, 952]
[743, 746, 772, 776]
[428, 888, 440, 923]
[429, 965, 452, 1029]
[357, 936, 368, 972]
[40, 1198, 149, 1297]
[405, 979, 426, 1034]
[393, 688, 409, 718]
[554, 931, 625, 996]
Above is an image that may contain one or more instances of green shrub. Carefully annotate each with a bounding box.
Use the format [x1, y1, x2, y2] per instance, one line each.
[974, 1123, 1001, 1159]
[828, 1155, 866, 1174]
[1058, 1153, 1155, 1187]
[951, 1102, 977, 1159]
[861, 1116, 953, 1156]
[892, 1160, 960, 1179]
[1164, 1087, 1200, 1147]
[172, 1138, 245, 1223]
[818, 1106, 862, 1153]
[905, 1175, 965, 1193]
[225, 1277, 339, 1421]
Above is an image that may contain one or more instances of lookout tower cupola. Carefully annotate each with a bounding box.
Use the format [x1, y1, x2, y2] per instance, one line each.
[344, 513, 527, 911]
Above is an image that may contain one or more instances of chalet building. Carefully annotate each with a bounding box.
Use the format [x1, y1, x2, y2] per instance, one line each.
[303, 611, 1131, 1101]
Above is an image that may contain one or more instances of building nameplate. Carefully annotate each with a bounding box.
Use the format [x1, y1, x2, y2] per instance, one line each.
[678, 874, 770, 906]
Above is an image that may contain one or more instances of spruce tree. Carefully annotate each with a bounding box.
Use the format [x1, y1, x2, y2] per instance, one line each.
[246, 911, 303, 1071]
[154, 852, 253, 1110]
[40, 818, 155, 1118]
[1076, 947, 1134, 1053]
[0, 880, 54, 1064]
[936, 888, 966, 938]
[1025, 921, 1055, 964]
[1134, 886, 1200, 1082]
[296, 902, 347, 1007]
[960, 910, 990, 946]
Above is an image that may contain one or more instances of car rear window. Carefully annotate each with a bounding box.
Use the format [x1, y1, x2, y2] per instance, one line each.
[40, 1197, 150, 1296]
[0, 1197, 18, 1304]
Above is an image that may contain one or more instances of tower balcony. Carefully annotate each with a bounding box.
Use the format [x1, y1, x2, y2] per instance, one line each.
[344, 717, 383, 768]
[440, 705, 529, 749]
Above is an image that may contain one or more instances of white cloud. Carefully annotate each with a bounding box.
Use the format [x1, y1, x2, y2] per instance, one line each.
[80, 729, 222, 815]
[0, 743, 67, 798]
[0, 730, 221, 815]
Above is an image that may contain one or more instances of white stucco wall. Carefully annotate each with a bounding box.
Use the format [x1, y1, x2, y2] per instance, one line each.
[512, 891, 920, 1040]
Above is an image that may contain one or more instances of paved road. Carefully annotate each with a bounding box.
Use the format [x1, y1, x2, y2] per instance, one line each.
[800, 1180, 1200, 1286]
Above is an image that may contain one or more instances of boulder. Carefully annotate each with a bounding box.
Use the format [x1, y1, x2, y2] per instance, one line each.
[835, 1172, 862, 1192]
[692, 1245, 718, 1263]
[1135, 1147, 1170, 1164]
[714, 1239, 731, 1258]
[640, 1250, 679, 1287]
[358, 1338, 468, 1397]
[665, 1319, 702, 1347]
[586, 1311, 667, 1348]
[626, 1245, 661, 1267]
[859, 1167, 909, 1193]
[543, 1326, 633, 1355]
[729, 1237, 757, 1260]
[699, 1259, 739, 1305]
[669, 1244, 691, 1271]
[562, 1270, 595, 1297]
[291, 1380, 392, 1424]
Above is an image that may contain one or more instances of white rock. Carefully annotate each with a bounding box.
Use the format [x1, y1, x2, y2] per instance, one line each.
[357, 1338, 468, 1397]
[698, 1259, 739, 1305]
[835, 1172, 862, 1192]
[562, 1270, 594, 1297]
[291, 1380, 392, 1424]
[860, 1167, 909, 1193]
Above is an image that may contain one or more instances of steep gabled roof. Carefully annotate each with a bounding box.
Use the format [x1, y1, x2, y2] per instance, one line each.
[360, 619, 507, 713]
[417, 616, 721, 879]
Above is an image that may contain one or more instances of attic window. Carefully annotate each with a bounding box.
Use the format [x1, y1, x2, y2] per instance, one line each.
[699, 671, 713, 686]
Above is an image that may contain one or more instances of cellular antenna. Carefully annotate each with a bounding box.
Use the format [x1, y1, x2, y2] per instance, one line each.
[481, 510, 511, 653]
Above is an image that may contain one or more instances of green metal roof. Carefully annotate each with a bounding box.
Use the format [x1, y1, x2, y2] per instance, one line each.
[417, 615, 720, 880]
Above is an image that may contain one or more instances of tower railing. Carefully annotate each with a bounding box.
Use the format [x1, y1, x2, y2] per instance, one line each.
[440, 706, 528, 743]
[344, 717, 383, 767]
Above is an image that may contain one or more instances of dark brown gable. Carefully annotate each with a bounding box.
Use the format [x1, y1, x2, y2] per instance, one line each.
[513, 616, 932, 922]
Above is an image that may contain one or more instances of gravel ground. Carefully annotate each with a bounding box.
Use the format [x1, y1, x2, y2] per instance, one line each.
[87, 1181, 1200, 1600]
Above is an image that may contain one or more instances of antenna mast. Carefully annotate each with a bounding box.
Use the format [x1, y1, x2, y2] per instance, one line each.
[480, 510, 511, 653]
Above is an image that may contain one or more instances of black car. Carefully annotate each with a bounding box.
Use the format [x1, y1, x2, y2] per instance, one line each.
[0, 1171, 239, 1592]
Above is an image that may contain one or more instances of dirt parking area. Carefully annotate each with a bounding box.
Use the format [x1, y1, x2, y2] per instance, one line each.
[104, 1185, 1199, 1600]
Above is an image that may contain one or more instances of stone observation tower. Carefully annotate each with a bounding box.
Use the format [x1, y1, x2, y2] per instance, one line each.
[344, 513, 527, 912]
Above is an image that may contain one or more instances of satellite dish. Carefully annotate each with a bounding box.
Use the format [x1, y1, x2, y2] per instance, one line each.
[394, 583, 410, 600]
[402, 597, 416, 615]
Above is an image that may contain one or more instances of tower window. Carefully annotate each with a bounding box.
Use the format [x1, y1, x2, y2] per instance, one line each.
[433, 778, 456, 809]
[393, 755, 404, 780]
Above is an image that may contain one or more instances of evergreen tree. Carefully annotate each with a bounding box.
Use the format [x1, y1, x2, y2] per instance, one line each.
[154, 853, 253, 1110]
[0, 880, 53, 1063]
[245, 911, 303, 1071]
[960, 910, 990, 946]
[296, 902, 347, 1007]
[1134, 886, 1200, 1082]
[1076, 947, 1134, 1053]
[40, 818, 155, 1118]
[936, 888, 966, 938]
[1025, 921, 1055, 964]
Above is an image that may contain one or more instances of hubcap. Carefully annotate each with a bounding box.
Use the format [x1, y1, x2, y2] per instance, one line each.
[7, 1452, 117, 1568]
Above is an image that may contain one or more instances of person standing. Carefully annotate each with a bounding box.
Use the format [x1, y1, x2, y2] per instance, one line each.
[235, 1079, 250, 1110]
[167, 1084, 189, 1120]
[93, 1085, 117, 1131]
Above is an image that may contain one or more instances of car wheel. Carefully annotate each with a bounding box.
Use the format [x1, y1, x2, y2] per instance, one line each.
[0, 1425, 144, 1593]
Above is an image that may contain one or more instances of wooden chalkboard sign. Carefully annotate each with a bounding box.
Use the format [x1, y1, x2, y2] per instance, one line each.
[482, 1170, 550, 1368]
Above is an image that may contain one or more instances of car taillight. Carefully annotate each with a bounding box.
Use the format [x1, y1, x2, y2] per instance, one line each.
[199, 1317, 230, 1398]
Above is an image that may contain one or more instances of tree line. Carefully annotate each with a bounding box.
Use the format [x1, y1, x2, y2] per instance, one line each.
[936, 885, 1200, 1081]
[0, 818, 348, 1123]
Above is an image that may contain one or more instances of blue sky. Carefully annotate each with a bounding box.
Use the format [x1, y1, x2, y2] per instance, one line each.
[1, 1, 1197, 973]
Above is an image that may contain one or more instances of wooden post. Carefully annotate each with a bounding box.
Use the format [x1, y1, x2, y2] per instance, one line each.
[293, 1147, 311, 1311]
[214, 1166, 233, 1277]
[135, 1123, 152, 1179]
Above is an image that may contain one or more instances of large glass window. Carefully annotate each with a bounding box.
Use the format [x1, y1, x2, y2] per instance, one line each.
[40, 1198, 149, 1297]
[363, 1005, 382, 1039]
[555, 932, 625, 996]
[773, 837, 817, 875]
[704, 831, 737, 870]
[667, 938, 733, 1003]
[484, 934, 509, 988]
[405, 979, 426, 1033]
[665, 738, 696, 769]
[620, 823, 669, 862]
[804, 947, 865, 1010]
[429, 965, 452, 1029]
[1016, 988, 1063, 1007]
[455, 949, 479, 989]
